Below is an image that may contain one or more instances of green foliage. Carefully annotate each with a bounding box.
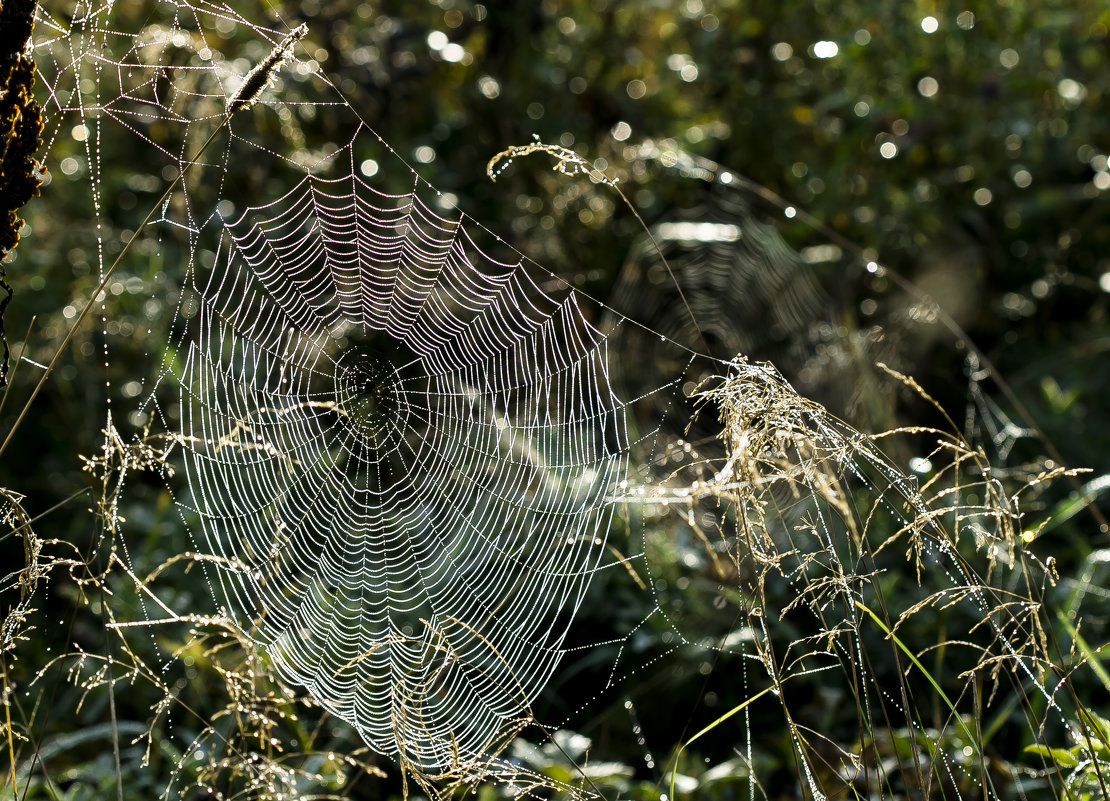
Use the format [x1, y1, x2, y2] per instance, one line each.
[1025, 711, 1110, 800]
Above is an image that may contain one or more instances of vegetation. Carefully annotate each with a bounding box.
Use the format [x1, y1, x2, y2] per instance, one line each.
[2, 1, 1109, 799]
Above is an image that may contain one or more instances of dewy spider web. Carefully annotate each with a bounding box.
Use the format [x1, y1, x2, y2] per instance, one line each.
[27, 2, 1076, 797]
[156, 130, 629, 770]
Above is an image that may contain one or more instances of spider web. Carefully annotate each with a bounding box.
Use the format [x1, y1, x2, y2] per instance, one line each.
[158, 133, 630, 770]
[34, 0, 644, 774]
[25, 3, 1074, 798]
[606, 156, 909, 429]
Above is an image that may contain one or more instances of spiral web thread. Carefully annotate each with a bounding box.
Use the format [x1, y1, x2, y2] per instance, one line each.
[26, 3, 1081, 798]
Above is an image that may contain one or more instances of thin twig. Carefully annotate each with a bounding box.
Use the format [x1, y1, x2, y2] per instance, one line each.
[0, 316, 35, 419]
[0, 487, 91, 546]
[3, 658, 16, 798]
[99, 553, 124, 801]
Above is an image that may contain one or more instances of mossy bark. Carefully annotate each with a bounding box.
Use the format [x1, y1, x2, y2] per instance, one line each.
[0, 0, 45, 384]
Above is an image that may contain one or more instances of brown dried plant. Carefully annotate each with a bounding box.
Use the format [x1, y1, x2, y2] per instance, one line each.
[618, 356, 1096, 798]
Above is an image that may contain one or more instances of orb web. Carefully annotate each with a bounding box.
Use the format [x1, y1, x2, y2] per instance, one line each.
[165, 139, 628, 769]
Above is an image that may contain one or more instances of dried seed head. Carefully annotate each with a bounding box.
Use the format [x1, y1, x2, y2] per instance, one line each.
[226, 23, 309, 114]
[486, 139, 618, 188]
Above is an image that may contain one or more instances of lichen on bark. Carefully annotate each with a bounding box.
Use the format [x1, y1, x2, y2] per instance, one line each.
[0, 0, 46, 385]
